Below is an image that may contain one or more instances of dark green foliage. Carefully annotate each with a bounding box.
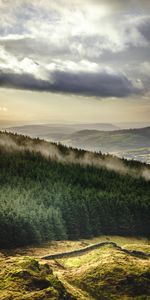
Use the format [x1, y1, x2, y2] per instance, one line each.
[0, 132, 150, 248]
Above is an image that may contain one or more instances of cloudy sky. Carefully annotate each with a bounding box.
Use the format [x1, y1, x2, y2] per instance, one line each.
[0, 0, 150, 124]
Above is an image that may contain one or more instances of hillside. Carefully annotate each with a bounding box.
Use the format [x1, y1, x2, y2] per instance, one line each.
[61, 243, 150, 299]
[6, 125, 150, 149]
[0, 131, 150, 249]
[62, 127, 150, 164]
[1, 237, 150, 299]
[0, 255, 75, 300]
[1, 132, 150, 299]
[65, 127, 150, 152]
[6, 125, 150, 163]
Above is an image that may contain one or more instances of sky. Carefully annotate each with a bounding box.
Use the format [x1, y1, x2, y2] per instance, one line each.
[0, 0, 150, 125]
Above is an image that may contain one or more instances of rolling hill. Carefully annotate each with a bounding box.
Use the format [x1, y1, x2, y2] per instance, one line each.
[63, 127, 150, 164]
[64, 127, 150, 151]
[6, 124, 150, 163]
[6, 123, 119, 140]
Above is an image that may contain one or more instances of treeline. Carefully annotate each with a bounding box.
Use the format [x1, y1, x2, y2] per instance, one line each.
[0, 133, 150, 248]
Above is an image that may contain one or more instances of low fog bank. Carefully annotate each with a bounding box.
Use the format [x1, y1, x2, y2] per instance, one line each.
[0, 132, 150, 181]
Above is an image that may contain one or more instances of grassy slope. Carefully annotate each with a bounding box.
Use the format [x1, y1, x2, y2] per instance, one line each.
[1, 237, 150, 300]
[0, 256, 75, 300]
[61, 244, 150, 299]
[58, 242, 150, 299]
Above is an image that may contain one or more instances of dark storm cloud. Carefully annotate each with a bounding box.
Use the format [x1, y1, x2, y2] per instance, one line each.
[0, 70, 141, 98]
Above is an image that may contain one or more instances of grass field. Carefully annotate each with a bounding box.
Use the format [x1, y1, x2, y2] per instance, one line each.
[60, 244, 150, 299]
[1, 236, 150, 299]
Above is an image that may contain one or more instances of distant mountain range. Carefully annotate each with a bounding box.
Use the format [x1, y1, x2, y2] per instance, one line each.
[64, 127, 150, 164]
[5, 123, 119, 143]
[64, 127, 150, 151]
[5, 124, 150, 163]
[6, 122, 119, 136]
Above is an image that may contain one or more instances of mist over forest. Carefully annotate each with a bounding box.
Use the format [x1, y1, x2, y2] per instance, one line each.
[0, 132, 150, 248]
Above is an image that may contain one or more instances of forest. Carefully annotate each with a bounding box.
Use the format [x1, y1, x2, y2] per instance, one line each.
[0, 132, 150, 248]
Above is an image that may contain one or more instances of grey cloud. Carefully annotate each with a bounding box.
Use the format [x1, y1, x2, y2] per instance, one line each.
[98, 47, 150, 70]
[72, 0, 149, 16]
[0, 70, 141, 98]
[1, 15, 150, 65]
[0, 37, 71, 61]
[88, 0, 150, 10]
[138, 19, 150, 41]
[51, 71, 139, 97]
[0, 0, 149, 99]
